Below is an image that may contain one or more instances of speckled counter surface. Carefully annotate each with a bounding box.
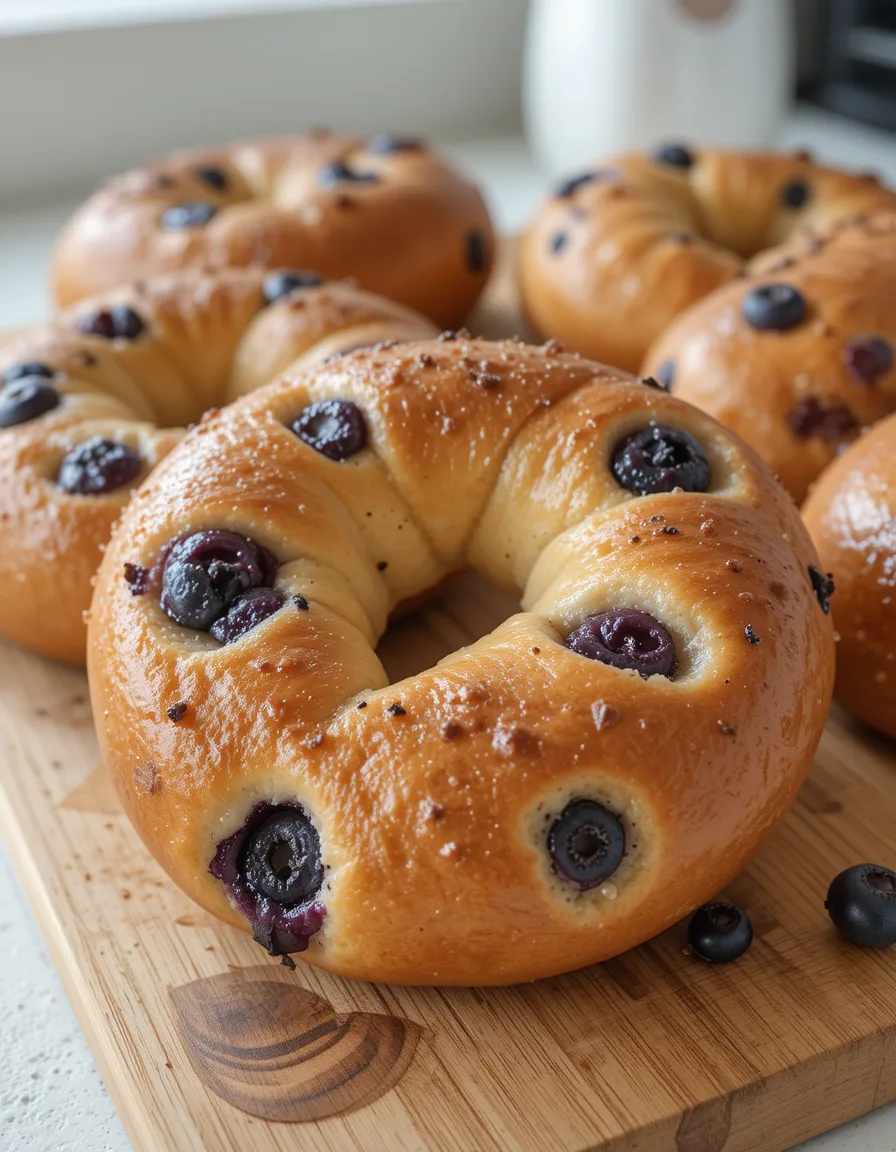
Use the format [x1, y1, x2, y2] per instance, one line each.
[3, 109, 896, 1152]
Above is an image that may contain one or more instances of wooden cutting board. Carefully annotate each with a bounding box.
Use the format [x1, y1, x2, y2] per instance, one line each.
[3, 241, 896, 1152]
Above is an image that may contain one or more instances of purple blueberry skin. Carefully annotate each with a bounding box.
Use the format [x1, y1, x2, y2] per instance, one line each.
[611, 424, 711, 495]
[566, 609, 677, 678]
[292, 399, 368, 460]
[209, 802, 325, 955]
[160, 529, 278, 631]
[209, 587, 285, 644]
[0, 377, 59, 428]
[57, 436, 143, 495]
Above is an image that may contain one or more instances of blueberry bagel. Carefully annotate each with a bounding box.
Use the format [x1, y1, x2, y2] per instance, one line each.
[88, 337, 834, 985]
[52, 131, 494, 327]
[0, 267, 436, 663]
[644, 213, 896, 502]
[803, 411, 896, 739]
[520, 145, 896, 372]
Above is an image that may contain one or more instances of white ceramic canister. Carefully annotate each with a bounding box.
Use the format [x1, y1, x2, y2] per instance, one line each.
[524, 0, 795, 176]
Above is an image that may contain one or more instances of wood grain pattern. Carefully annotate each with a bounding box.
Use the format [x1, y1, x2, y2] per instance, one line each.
[1, 241, 896, 1151]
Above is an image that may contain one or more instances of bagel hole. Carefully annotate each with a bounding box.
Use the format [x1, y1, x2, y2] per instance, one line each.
[376, 570, 519, 683]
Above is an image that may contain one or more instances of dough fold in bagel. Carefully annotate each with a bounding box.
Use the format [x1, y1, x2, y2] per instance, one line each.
[0, 267, 437, 662]
[88, 338, 834, 985]
[520, 146, 896, 372]
[643, 213, 896, 503]
[51, 132, 495, 328]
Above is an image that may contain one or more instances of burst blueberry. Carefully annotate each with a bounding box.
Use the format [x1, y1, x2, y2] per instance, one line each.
[566, 609, 677, 678]
[612, 423, 710, 495]
[209, 587, 285, 645]
[57, 436, 142, 495]
[292, 399, 368, 460]
[160, 529, 277, 631]
[75, 305, 145, 341]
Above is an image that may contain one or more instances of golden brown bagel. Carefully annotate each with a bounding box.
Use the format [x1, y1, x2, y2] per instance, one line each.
[803, 412, 896, 739]
[88, 337, 835, 986]
[51, 132, 494, 327]
[643, 213, 896, 503]
[520, 145, 896, 372]
[0, 267, 436, 663]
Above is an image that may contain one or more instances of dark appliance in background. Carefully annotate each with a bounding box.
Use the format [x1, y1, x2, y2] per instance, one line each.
[805, 0, 896, 129]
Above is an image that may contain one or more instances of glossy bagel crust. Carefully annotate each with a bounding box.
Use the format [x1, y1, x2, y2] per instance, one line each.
[644, 214, 896, 504]
[803, 412, 896, 739]
[51, 131, 494, 328]
[88, 337, 835, 986]
[520, 147, 896, 373]
[0, 267, 436, 663]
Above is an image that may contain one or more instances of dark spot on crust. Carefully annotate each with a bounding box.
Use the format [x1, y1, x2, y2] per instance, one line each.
[388, 703, 407, 716]
[166, 702, 188, 723]
[292, 595, 309, 611]
[466, 231, 487, 273]
[441, 720, 464, 741]
[717, 720, 738, 737]
[591, 701, 620, 731]
[745, 624, 760, 645]
[469, 365, 502, 389]
[844, 336, 893, 385]
[550, 231, 569, 254]
[781, 179, 810, 209]
[124, 562, 150, 595]
[416, 352, 437, 368]
[641, 375, 668, 392]
[357, 700, 368, 709]
[726, 560, 742, 573]
[492, 721, 538, 757]
[660, 525, 679, 535]
[377, 561, 388, 572]
[808, 565, 835, 614]
[134, 759, 160, 794]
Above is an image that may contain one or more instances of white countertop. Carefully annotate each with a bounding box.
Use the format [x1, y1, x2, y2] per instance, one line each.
[4, 106, 896, 1152]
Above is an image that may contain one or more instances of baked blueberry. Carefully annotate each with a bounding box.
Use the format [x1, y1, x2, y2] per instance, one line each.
[262, 270, 325, 304]
[292, 399, 367, 460]
[2, 361, 55, 383]
[566, 609, 677, 678]
[826, 864, 896, 948]
[209, 587, 285, 644]
[781, 179, 810, 209]
[844, 336, 893, 385]
[467, 230, 487, 273]
[787, 396, 858, 441]
[654, 360, 675, 391]
[808, 565, 835, 614]
[555, 171, 598, 198]
[160, 529, 277, 631]
[209, 802, 326, 955]
[741, 284, 807, 331]
[612, 423, 710, 495]
[75, 305, 145, 341]
[319, 161, 380, 186]
[547, 799, 625, 889]
[161, 201, 218, 229]
[366, 134, 422, 154]
[0, 377, 59, 428]
[688, 902, 753, 963]
[57, 436, 142, 495]
[652, 143, 694, 169]
[194, 164, 229, 191]
[550, 231, 569, 254]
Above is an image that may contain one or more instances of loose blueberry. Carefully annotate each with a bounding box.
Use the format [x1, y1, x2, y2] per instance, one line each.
[654, 360, 675, 391]
[366, 134, 422, 154]
[0, 377, 59, 428]
[2, 361, 54, 384]
[209, 587, 285, 645]
[160, 529, 276, 631]
[209, 802, 326, 955]
[161, 201, 218, 229]
[787, 396, 858, 441]
[781, 179, 810, 209]
[319, 161, 380, 186]
[566, 609, 677, 678]
[57, 436, 142, 496]
[194, 164, 229, 191]
[547, 799, 625, 889]
[612, 423, 711, 495]
[262, 270, 325, 304]
[653, 142, 694, 169]
[741, 284, 807, 331]
[844, 336, 893, 385]
[75, 305, 145, 341]
[826, 864, 896, 948]
[466, 230, 487, 273]
[808, 565, 835, 614]
[688, 902, 753, 963]
[291, 399, 367, 461]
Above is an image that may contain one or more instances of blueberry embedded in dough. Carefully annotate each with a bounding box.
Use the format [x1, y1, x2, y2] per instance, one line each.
[565, 610, 677, 679]
[159, 529, 278, 632]
[57, 436, 142, 496]
[808, 565, 835, 614]
[654, 360, 675, 391]
[75, 305, 146, 341]
[2, 361, 55, 383]
[780, 178, 810, 209]
[651, 142, 695, 169]
[786, 396, 858, 441]
[291, 399, 368, 461]
[843, 336, 893, 385]
[611, 423, 711, 495]
[466, 230, 487, 273]
[0, 376, 59, 428]
[547, 799, 625, 889]
[262, 270, 325, 305]
[208, 587, 286, 645]
[741, 283, 807, 331]
[161, 201, 218, 229]
[209, 803, 325, 955]
[319, 161, 381, 186]
[549, 231, 569, 255]
[365, 134, 423, 155]
[194, 164, 229, 191]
